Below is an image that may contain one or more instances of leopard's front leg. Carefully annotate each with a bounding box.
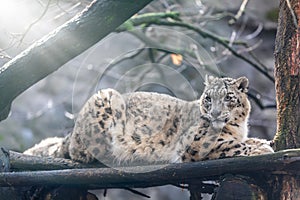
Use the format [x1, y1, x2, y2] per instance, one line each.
[204, 137, 274, 160]
[69, 89, 126, 163]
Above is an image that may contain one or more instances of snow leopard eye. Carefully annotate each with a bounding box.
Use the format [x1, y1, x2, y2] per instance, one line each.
[224, 94, 232, 101]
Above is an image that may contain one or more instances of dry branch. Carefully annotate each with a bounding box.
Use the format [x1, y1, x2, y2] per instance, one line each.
[0, 0, 154, 121]
[1, 149, 300, 189]
[117, 12, 275, 83]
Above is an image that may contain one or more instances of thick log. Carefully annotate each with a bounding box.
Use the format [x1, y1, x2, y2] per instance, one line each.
[0, 0, 153, 121]
[0, 148, 24, 199]
[8, 152, 99, 199]
[0, 149, 299, 188]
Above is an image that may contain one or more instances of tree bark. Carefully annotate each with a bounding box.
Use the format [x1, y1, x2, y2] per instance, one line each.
[9, 151, 105, 171]
[272, 0, 300, 199]
[212, 175, 267, 200]
[273, 0, 300, 151]
[1, 149, 300, 188]
[0, 0, 153, 122]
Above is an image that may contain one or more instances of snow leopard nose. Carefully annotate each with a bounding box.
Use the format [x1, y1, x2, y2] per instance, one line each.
[211, 110, 221, 118]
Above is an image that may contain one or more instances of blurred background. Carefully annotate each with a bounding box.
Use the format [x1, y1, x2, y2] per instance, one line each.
[0, 0, 278, 199]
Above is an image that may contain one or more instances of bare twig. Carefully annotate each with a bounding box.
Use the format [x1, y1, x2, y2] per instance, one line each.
[127, 30, 188, 55]
[246, 46, 272, 72]
[229, 0, 249, 24]
[152, 20, 275, 83]
[285, 0, 299, 28]
[118, 12, 247, 46]
[19, 0, 53, 44]
[0, 49, 12, 60]
[124, 188, 151, 198]
[118, 12, 275, 83]
[86, 47, 146, 94]
[54, 2, 81, 20]
[248, 89, 276, 109]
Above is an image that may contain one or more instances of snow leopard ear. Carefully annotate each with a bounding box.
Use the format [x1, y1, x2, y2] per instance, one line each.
[204, 75, 216, 86]
[235, 76, 249, 93]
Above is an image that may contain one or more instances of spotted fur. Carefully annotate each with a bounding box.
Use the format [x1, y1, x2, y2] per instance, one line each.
[24, 76, 274, 165]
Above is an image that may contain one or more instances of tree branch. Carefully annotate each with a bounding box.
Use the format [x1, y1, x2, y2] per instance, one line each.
[154, 21, 275, 83]
[0, 0, 154, 122]
[228, 0, 249, 24]
[1, 149, 300, 188]
[118, 12, 247, 46]
[19, 0, 52, 44]
[248, 88, 276, 109]
[9, 151, 104, 171]
[118, 12, 275, 83]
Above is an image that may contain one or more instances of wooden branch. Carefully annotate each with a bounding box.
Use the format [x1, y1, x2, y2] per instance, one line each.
[117, 12, 246, 46]
[9, 151, 104, 171]
[1, 149, 299, 188]
[0, 0, 154, 121]
[117, 12, 275, 83]
[228, 0, 249, 24]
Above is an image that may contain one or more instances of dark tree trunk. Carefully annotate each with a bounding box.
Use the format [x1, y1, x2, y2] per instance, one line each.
[273, 0, 300, 151]
[272, 0, 300, 199]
